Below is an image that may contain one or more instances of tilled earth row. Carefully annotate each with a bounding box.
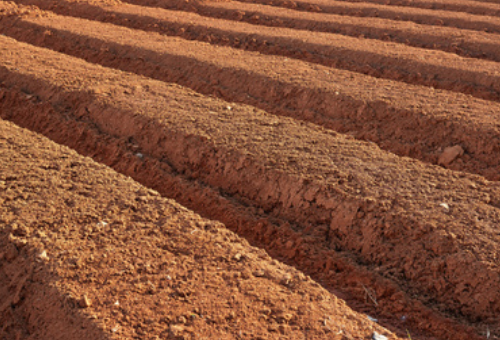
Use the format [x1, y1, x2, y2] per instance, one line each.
[316, 0, 500, 16]
[3, 2, 500, 181]
[1, 118, 397, 340]
[228, 0, 500, 32]
[12, 0, 500, 63]
[0, 32, 498, 339]
[1, 0, 500, 339]
[8, 0, 500, 103]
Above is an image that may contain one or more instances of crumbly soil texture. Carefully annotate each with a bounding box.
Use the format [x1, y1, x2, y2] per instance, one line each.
[1, 0, 500, 340]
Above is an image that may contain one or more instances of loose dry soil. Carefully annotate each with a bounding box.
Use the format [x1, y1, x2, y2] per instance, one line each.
[1, 0, 500, 339]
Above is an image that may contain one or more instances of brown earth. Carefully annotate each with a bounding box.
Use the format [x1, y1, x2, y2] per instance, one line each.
[227, 0, 500, 33]
[2, 0, 500, 339]
[0, 118, 398, 340]
[12, 0, 500, 63]
[0, 32, 496, 340]
[3, 2, 500, 181]
[33, 0, 499, 105]
[316, 0, 500, 17]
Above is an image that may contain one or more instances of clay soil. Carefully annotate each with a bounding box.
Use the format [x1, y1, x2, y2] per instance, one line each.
[1, 0, 500, 339]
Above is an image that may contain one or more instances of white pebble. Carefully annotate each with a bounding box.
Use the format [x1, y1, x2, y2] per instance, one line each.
[96, 221, 108, 228]
[372, 332, 388, 340]
[439, 203, 450, 210]
[38, 250, 48, 260]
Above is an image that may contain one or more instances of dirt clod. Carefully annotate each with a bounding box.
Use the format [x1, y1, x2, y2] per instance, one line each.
[79, 295, 92, 308]
[438, 145, 465, 166]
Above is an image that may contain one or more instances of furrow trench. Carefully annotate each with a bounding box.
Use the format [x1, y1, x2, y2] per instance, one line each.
[216, 0, 500, 33]
[2, 6, 500, 182]
[1, 35, 500, 339]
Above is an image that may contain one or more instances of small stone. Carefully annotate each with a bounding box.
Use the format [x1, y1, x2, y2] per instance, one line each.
[233, 253, 242, 261]
[438, 145, 464, 166]
[372, 332, 388, 340]
[96, 221, 108, 228]
[79, 295, 91, 308]
[280, 274, 292, 286]
[439, 202, 450, 211]
[253, 269, 265, 277]
[146, 281, 157, 294]
[38, 250, 49, 261]
[169, 324, 184, 337]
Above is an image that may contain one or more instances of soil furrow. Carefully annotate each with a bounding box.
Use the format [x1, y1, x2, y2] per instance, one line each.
[0, 118, 399, 340]
[13, 0, 500, 64]
[31, 0, 500, 103]
[212, 0, 500, 33]
[0, 82, 455, 340]
[2, 5, 500, 182]
[321, 0, 500, 17]
[1, 35, 500, 339]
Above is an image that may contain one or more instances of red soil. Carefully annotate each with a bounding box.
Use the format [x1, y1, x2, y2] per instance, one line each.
[1, 0, 500, 339]
[171, 0, 500, 33]
[322, 0, 500, 17]
[3, 3, 500, 181]
[1, 118, 396, 339]
[13, 0, 500, 64]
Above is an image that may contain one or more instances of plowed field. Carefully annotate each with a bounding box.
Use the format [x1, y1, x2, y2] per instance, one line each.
[0, 0, 499, 339]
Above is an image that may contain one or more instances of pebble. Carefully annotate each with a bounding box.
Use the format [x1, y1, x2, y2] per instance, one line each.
[372, 332, 388, 340]
[169, 324, 184, 337]
[281, 274, 292, 286]
[439, 202, 450, 211]
[438, 145, 464, 166]
[38, 250, 49, 261]
[96, 221, 108, 228]
[79, 295, 92, 308]
[253, 269, 265, 277]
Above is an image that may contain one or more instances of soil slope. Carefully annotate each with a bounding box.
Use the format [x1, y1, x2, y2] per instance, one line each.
[0, 33, 498, 339]
[3, 3, 500, 181]
[2, 0, 500, 339]
[0, 117, 398, 339]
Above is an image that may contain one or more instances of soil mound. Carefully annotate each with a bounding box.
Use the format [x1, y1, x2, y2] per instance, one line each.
[0, 118, 395, 339]
[2, 0, 500, 339]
